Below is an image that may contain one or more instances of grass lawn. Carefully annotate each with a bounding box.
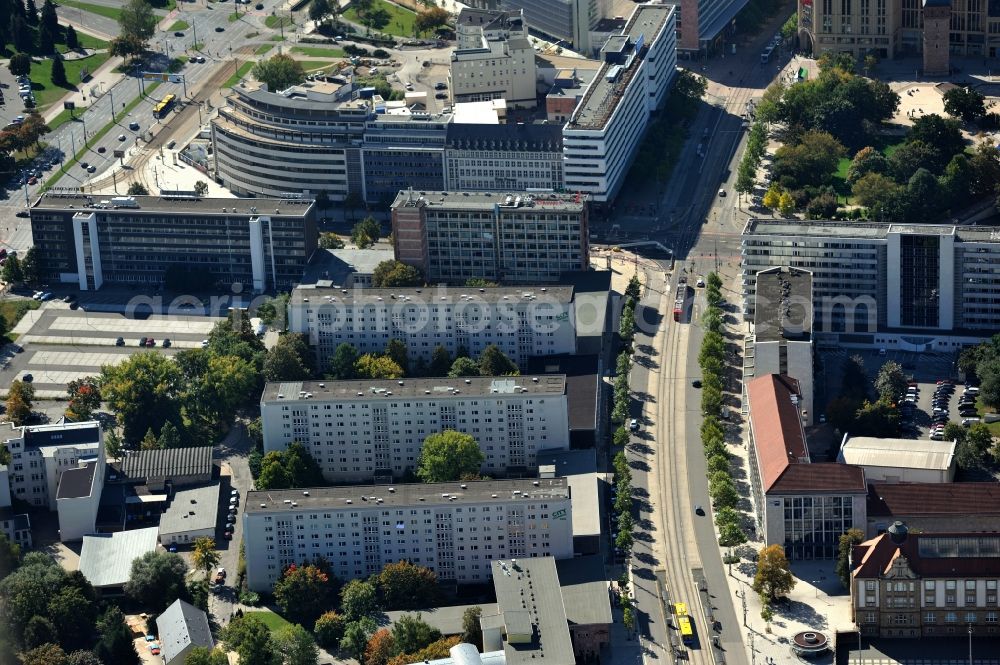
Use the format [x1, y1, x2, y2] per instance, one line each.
[0, 301, 40, 342]
[291, 45, 346, 58]
[255, 44, 274, 55]
[244, 611, 292, 633]
[229, 11, 242, 22]
[223, 61, 254, 89]
[58, 0, 123, 22]
[299, 60, 334, 71]
[264, 15, 294, 29]
[831, 137, 905, 204]
[343, 0, 417, 38]
[268, 35, 285, 42]
[29, 52, 111, 110]
[44, 82, 160, 189]
[47, 106, 88, 131]
[975, 397, 1000, 435]
[57, 32, 109, 53]
[169, 20, 190, 32]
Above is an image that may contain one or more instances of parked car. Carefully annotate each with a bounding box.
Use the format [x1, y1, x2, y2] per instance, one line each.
[162, 338, 171, 347]
[214, 568, 227, 584]
[118, 133, 127, 141]
[115, 337, 125, 346]
[628, 418, 639, 432]
[39, 292, 53, 301]
[435, 82, 447, 90]
[174, 31, 185, 37]
[145, 338, 155, 347]
[139, 336, 148, 346]
[22, 374, 32, 382]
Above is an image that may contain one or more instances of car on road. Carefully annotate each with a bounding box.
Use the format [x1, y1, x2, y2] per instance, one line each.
[696, 277, 705, 287]
[201, 339, 209, 348]
[15, 210, 29, 217]
[27, 176, 36, 185]
[118, 133, 126, 141]
[255, 2, 263, 7]
[115, 337, 125, 346]
[628, 418, 639, 432]
[174, 31, 185, 37]
[39, 292, 52, 301]
[86, 165, 96, 173]
[22, 374, 32, 382]
[149, 643, 160, 656]
[695, 505, 704, 515]
[32, 291, 43, 300]
[405, 83, 414, 90]
[69, 301, 79, 309]
[718, 188, 726, 197]
[223, 531, 232, 540]
[13, 115, 24, 124]
[435, 92, 448, 99]
[79, 161, 88, 169]
[128, 121, 140, 130]
[691, 379, 702, 388]
[215, 26, 224, 31]
[97, 146, 105, 153]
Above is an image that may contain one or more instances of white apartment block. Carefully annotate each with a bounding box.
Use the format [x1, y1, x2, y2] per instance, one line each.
[242, 478, 574, 591]
[391, 190, 589, 284]
[742, 219, 1000, 341]
[4, 421, 103, 510]
[451, 8, 538, 109]
[562, 4, 676, 202]
[287, 285, 579, 369]
[260, 376, 570, 483]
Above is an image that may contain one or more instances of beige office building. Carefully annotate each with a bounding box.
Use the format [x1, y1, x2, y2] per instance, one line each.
[451, 8, 538, 109]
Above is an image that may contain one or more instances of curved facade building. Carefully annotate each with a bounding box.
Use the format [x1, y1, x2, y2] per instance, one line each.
[211, 83, 367, 200]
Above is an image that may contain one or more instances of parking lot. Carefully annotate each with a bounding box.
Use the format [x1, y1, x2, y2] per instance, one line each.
[2, 307, 221, 398]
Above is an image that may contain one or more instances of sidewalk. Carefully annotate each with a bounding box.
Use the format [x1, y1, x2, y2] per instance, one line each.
[42, 54, 126, 125]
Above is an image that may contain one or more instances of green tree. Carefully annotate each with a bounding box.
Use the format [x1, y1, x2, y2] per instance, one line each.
[429, 345, 452, 376]
[100, 352, 184, 443]
[416, 430, 484, 482]
[372, 260, 423, 287]
[478, 344, 518, 376]
[414, 6, 449, 34]
[314, 611, 347, 649]
[183, 647, 229, 665]
[263, 342, 311, 382]
[6, 380, 34, 426]
[943, 86, 986, 123]
[341, 618, 377, 662]
[118, 0, 156, 47]
[461, 606, 483, 651]
[124, 551, 189, 613]
[19, 644, 67, 665]
[354, 353, 404, 379]
[385, 339, 409, 374]
[852, 399, 901, 437]
[319, 232, 345, 249]
[257, 451, 292, 489]
[192, 537, 220, 578]
[309, 0, 331, 21]
[273, 624, 319, 665]
[376, 561, 440, 610]
[874, 360, 907, 403]
[718, 521, 748, 547]
[1, 254, 23, 284]
[251, 53, 306, 91]
[956, 422, 993, 471]
[140, 427, 160, 450]
[341, 579, 379, 621]
[908, 114, 965, 172]
[772, 130, 846, 189]
[104, 428, 123, 460]
[126, 182, 149, 196]
[351, 217, 381, 248]
[328, 343, 359, 379]
[753, 544, 796, 602]
[0, 532, 20, 579]
[155, 420, 181, 449]
[193, 180, 209, 197]
[23, 616, 57, 649]
[846, 146, 890, 185]
[762, 183, 781, 209]
[50, 56, 66, 86]
[274, 563, 337, 627]
[65, 25, 79, 50]
[777, 191, 795, 216]
[852, 172, 900, 208]
[222, 614, 279, 665]
[47, 585, 97, 650]
[836, 528, 865, 589]
[8, 52, 32, 77]
[448, 356, 479, 377]
[392, 614, 442, 655]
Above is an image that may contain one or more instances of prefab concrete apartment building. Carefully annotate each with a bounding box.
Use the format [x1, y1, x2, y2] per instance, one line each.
[242, 478, 574, 591]
[287, 284, 580, 369]
[391, 190, 589, 284]
[260, 376, 570, 483]
[29, 194, 317, 292]
[563, 4, 677, 202]
[741, 219, 1000, 345]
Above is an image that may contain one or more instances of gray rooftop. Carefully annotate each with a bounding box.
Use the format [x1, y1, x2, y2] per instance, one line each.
[489, 557, 575, 665]
[555, 555, 612, 627]
[743, 218, 1000, 242]
[18, 421, 100, 450]
[568, 5, 672, 130]
[754, 267, 813, 342]
[246, 478, 570, 514]
[383, 605, 499, 635]
[391, 190, 585, 213]
[156, 599, 214, 665]
[79, 527, 159, 588]
[840, 436, 957, 471]
[290, 284, 575, 306]
[158, 483, 221, 537]
[261, 375, 567, 402]
[56, 462, 98, 500]
[537, 449, 600, 538]
[34, 194, 314, 217]
[116, 446, 214, 484]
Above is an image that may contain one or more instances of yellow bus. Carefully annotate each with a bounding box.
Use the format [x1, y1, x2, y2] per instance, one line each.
[677, 616, 694, 645]
[673, 602, 688, 617]
[153, 93, 176, 118]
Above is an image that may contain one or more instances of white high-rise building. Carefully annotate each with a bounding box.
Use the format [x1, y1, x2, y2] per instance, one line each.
[451, 8, 538, 109]
[261, 376, 570, 483]
[242, 478, 574, 591]
[562, 4, 677, 202]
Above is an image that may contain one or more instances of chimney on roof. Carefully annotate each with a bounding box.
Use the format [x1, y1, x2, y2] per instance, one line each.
[888, 521, 908, 545]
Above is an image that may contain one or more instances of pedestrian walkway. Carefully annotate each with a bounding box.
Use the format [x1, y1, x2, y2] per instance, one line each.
[42, 53, 126, 125]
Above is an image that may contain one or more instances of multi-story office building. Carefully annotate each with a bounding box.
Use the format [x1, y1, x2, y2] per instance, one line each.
[444, 122, 564, 192]
[799, 0, 1000, 68]
[288, 284, 581, 368]
[30, 194, 316, 292]
[851, 523, 1000, 638]
[451, 8, 538, 109]
[746, 374, 867, 559]
[260, 376, 570, 482]
[211, 81, 367, 200]
[678, 0, 750, 56]
[242, 478, 574, 591]
[742, 219, 1000, 342]
[563, 4, 676, 202]
[362, 114, 448, 205]
[390, 190, 589, 283]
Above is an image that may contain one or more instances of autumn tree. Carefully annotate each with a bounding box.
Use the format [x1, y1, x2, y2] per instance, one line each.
[354, 353, 404, 379]
[274, 563, 338, 627]
[376, 561, 440, 610]
[364, 628, 396, 665]
[6, 379, 34, 426]
[192, 537, 220, 577]
[753, 544, 796, 602]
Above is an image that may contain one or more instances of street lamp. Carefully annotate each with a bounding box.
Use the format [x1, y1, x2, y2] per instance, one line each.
[968, 623, 973, 665]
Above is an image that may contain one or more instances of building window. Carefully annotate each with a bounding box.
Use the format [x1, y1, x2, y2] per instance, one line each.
[946, 612, 958, 624]
[925, 612, 936, 624]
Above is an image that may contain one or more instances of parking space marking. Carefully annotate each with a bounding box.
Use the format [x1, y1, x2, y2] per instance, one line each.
[22, 335, 204, 348]
[28, 351, 136, 367]
[16, 369, 104, 385]
[47, 316, 216, 334]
